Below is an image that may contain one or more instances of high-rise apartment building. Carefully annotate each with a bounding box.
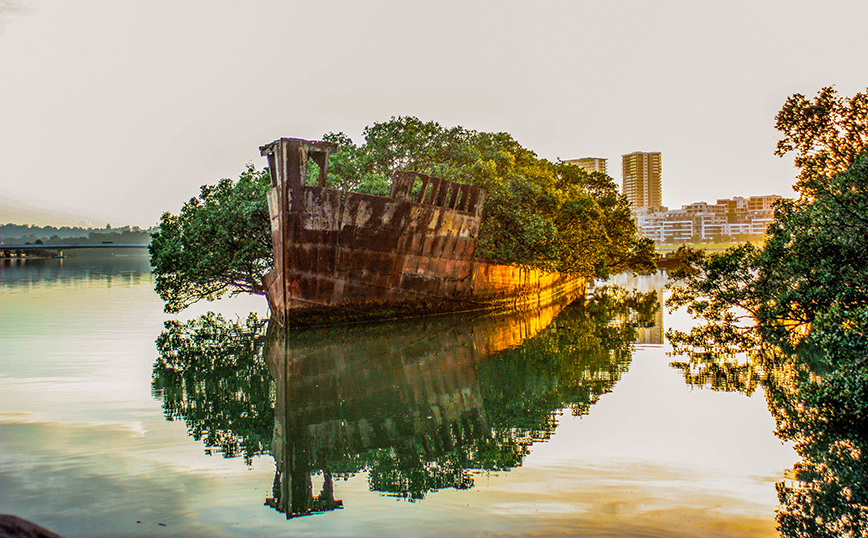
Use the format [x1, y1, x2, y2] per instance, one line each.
[564, 157, 607, 175]
[622, 151, 662, 210]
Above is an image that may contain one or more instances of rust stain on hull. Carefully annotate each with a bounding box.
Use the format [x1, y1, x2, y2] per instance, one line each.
[261, 137, 585, 327]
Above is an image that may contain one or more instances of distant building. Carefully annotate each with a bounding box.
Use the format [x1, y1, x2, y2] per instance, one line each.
[747, 195, 781, 212]
[622, 152, 662, 210]
[564, 157, 607, 175]
[715, 197, 747, 221]
[633, 194, 783, 243]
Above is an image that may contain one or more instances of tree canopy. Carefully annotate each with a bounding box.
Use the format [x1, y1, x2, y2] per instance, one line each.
[667, 86, 868, 538]
[668, 87, 868, 356]
[774, 86, 868, 196]
[149, 165, 272, 313]
[322, 117, 656, 276]
[150, 117, 655, 313]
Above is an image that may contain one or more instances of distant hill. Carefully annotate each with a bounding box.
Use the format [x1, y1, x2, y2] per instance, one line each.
[0, 223, 156, 245]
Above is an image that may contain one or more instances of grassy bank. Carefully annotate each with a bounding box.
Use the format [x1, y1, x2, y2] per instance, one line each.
[655, 241, 763, 256]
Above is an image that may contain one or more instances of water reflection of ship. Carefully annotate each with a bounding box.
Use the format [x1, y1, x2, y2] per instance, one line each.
[263, 291, 576, 519]
[152, 282, 658, 520]
[603, 271, 666, 345]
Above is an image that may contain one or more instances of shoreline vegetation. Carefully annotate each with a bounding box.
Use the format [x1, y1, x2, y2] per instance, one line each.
[654, 242, 760, 271]
[0, 223, 153, 259]
[666, 86, 868, 537]
[655, 241, 758, 255]
[0, 223, 155, 245]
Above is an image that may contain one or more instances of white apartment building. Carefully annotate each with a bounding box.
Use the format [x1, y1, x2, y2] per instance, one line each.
[634, 195, 783, 243]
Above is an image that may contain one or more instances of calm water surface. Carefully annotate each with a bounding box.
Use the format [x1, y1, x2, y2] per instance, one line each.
[0, 253, 799, 537]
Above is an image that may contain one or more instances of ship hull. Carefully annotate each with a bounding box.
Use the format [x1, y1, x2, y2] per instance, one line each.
[260, 138, 585, 327]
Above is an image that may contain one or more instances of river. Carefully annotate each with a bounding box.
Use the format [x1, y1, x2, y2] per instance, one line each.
[0, 252, 800, 537]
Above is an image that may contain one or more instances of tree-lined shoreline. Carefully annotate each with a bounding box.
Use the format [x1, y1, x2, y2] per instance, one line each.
[0, 223, 154, 246]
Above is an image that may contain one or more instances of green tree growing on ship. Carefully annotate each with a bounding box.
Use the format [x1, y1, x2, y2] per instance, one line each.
[150, 117, 655, 313]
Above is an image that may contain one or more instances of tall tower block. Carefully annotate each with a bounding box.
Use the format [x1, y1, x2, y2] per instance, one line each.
[621, 152, 662, 209]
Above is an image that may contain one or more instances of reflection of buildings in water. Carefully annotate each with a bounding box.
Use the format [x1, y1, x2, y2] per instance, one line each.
[599, 271, 667, 345]
[636, 304, 663, 345]
[263, 293, 577, 519]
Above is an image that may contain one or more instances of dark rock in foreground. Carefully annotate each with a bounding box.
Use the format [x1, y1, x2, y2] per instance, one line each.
[0, 515, 65, 538]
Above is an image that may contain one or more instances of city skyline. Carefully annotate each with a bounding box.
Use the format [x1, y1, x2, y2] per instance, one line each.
[633, 194, 783, 243]
[1, 2, 867, 227]
[561, 144, 790, 243]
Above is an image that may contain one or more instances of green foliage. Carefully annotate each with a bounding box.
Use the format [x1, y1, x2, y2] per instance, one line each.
[668, 87, 868, 357]
[775, 86, 868, 196]
[666, 243, 767, 357]
[668, 153, 868, 358]
[323, 116, 656, 278]
[149, 164, 273, 313]
[150, 118, 654, 313]
[772, 363, 868, 537]
[318, 132, 391, 196]
[667, 86, 868, 537]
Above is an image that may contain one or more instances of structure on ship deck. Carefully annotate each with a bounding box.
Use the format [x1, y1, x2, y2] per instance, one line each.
[260, 137, 583, 327]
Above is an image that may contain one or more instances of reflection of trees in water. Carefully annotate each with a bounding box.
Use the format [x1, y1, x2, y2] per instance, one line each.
[772, 375, 868, 537]
[669, 353, 764, 396]
[604, 271, 666, 344]
[152, 286, 658, 518]
[0, 252, 152, 288]
[670, 340, 867, 536]
[476, 286, 659, 460]
[152, 313, 273, 464]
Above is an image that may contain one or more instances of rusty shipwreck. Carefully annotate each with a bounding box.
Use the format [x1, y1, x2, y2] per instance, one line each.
[260, 137, 585, 327]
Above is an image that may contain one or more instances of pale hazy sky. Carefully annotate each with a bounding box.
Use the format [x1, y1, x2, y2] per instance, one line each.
[1, 0, 866, 227]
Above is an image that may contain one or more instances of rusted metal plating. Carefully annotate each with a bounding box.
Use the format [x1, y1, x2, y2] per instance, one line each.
[260, 137, 582, 327]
